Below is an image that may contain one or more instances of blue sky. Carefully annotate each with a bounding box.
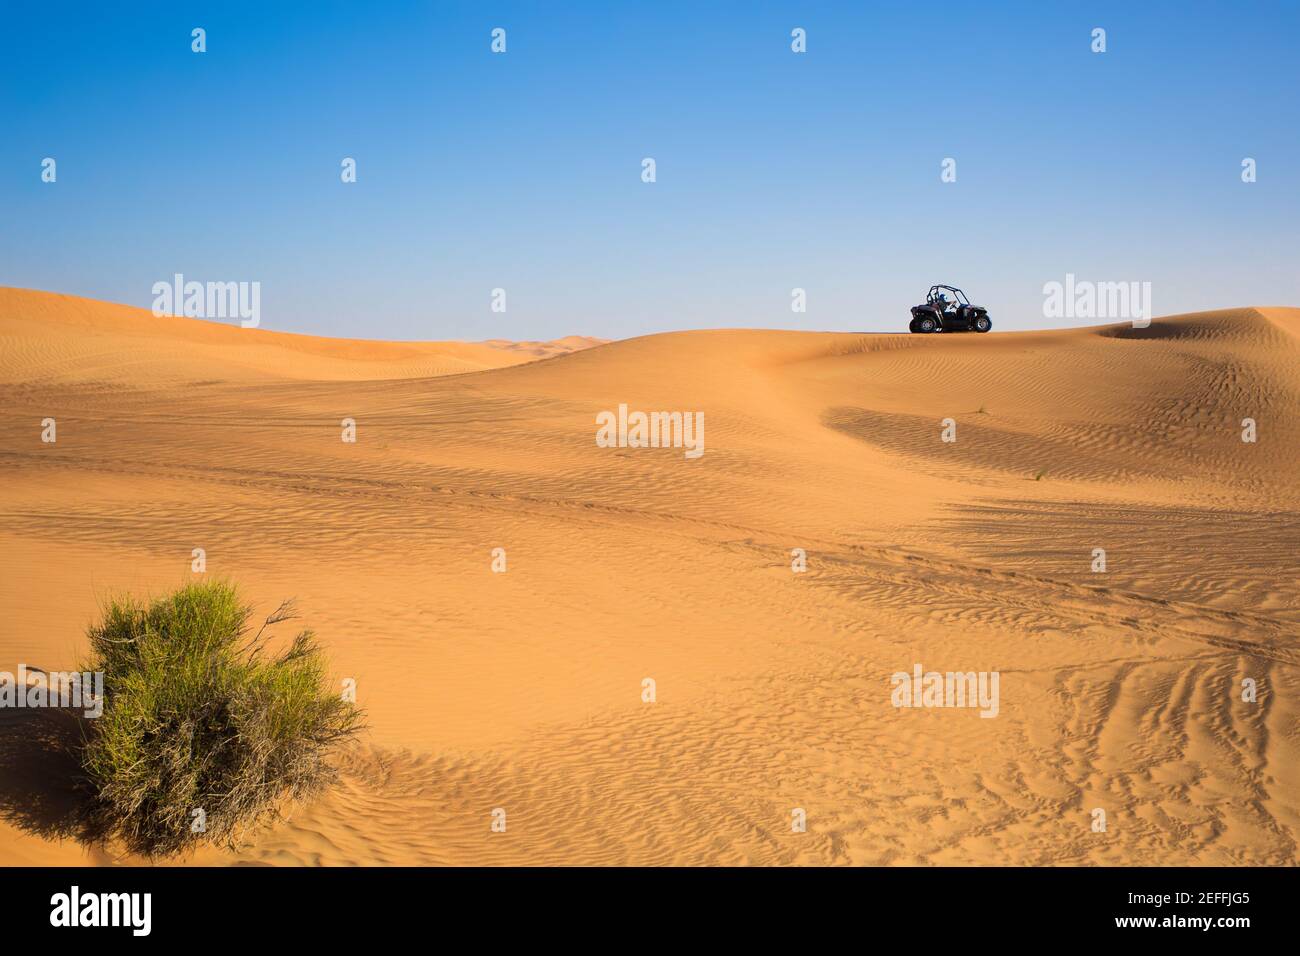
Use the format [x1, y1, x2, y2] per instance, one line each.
[2, 1, 1297, 339]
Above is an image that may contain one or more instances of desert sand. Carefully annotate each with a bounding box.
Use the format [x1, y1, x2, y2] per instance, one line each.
[0, 286, 1296, 866]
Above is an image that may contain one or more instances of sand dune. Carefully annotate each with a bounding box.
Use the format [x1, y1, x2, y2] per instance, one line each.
[0, 288, 604, 384]
[0, 288, 1296, 865]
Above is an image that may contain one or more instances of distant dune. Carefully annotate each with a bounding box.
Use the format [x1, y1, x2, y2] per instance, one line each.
[0, 288, 606, 384]
[0, 287, 1296, 866]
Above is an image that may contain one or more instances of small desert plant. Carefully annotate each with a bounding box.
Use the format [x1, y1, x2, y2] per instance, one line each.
[1033, 469, 1046, 481]
[79, 581, 361, 856]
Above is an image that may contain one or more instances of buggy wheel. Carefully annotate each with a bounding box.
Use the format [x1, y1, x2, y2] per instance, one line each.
[916, 315, 938, 333]
[974, 315, 991, 333]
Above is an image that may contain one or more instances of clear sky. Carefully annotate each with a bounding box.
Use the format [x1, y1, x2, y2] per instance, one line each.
[2, 1, 1297, 340]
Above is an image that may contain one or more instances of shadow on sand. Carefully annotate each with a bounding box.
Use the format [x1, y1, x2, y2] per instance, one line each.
[0, 707, 104, 845]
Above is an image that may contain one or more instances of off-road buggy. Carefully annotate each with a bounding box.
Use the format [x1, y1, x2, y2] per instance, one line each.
[909, 285, 992, 333]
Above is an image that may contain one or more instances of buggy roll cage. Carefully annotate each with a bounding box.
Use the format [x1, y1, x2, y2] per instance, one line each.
[926, 285, 970, 307]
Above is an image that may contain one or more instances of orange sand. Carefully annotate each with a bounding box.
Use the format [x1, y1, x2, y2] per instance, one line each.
[1, 288, 1296, 865]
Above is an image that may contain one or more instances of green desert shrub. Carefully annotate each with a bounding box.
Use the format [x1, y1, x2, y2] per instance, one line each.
[79, 580, 361, 856]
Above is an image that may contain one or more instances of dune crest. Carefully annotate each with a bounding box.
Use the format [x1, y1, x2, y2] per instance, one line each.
[0, 287, 604, 384]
